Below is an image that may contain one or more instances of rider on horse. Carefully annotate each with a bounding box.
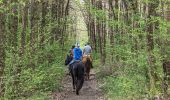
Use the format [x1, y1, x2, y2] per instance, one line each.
[69, 45, 75, 57]
[65, 43, 85, 95]
[69, 43, 83, 65]
[82, 42, 93, 68]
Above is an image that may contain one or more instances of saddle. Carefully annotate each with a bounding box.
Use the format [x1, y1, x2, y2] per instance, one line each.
[71, 60, 81, 66]
[69, 60, 81, 72]
[82, 55, 92, 64]
[74, 60, 81, 64]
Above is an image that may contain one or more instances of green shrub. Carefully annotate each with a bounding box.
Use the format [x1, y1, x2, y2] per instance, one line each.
[3, 42, 69, 99]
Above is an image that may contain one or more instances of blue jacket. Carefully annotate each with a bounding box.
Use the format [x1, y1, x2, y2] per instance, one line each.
[73, 47, 82, 60]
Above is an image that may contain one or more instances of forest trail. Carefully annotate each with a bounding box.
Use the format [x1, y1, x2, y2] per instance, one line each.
[52, 69, 106, 100]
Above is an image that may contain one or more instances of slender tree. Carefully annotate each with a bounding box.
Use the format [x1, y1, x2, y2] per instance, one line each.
[147, 0, 159, 93]
[0, 1, 5, 96]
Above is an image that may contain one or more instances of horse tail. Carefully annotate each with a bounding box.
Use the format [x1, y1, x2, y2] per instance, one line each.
[76, 78, 84, 95]
[85, 58, 91, 71]
[77, 63, 85, 78]
[74, 63, 85, 95]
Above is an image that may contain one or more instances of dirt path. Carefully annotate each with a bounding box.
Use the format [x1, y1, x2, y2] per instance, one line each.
[52, 70, 106, 100]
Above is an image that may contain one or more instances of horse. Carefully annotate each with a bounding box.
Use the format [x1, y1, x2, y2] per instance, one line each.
[82, 56, 92, 80]
[65, 55, 85, 95]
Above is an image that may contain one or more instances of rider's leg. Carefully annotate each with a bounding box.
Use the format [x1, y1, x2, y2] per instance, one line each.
[68, 60, 75, 75]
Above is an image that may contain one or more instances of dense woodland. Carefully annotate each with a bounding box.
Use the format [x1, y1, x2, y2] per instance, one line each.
[0, 0, 170, 99]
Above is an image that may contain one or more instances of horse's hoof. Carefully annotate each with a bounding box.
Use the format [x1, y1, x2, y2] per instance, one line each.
[76, 91, 79, 95]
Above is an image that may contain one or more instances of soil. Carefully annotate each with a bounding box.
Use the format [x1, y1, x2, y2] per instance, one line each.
[52, 69, 107, 100]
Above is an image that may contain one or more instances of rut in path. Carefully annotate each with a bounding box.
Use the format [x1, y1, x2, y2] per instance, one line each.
[52, 70, 106, 100]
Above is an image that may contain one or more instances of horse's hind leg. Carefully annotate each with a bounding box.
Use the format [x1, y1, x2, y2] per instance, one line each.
[87, 67, 90, 80]
[71, 72, 75, 91]
[76, 78, 84, 95]
[88, 73, 90, 80]
[84, 73, 88, 80]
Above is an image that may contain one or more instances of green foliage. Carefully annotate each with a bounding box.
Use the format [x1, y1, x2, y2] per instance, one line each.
[100, 38, 149, 98]
[25, 92, 50, 100]
[1, 0, 170, 99]
[0, 0, 76, 99]
[95, 10, 169, 99]
[3, 42, 66, 99]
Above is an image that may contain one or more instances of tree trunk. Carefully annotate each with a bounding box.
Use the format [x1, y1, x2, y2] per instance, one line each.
[30, 0, 39, 50]
[40, 1, 48, 47]
[21, 3, 28, 54]
[10, 0, 18, 50]
[0, 4, 5, 96]
[147, 0, 159, 94]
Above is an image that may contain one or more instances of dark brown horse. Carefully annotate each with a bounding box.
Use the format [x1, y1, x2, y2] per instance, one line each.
[65, 55, 85, 95]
